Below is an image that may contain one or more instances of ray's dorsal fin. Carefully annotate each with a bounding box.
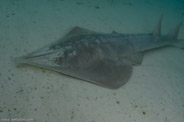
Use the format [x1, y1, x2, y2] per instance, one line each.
[167, 22, 183, 40]
[64, 26, 96, 37]
[153, 14, 163, 37]
[112, 30, 119, 34]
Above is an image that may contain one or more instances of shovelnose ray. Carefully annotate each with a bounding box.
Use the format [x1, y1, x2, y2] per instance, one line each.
[14, 15, 184, 89]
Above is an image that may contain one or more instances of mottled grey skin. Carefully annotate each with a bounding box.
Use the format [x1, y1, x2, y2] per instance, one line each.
[15, 16, 184, 89]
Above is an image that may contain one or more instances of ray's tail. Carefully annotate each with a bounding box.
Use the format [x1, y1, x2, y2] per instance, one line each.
[167, 22, 184, 49]
[153, 15, 184, 49]
[167, 22, 183, 41]
[172, 39, 184, 49]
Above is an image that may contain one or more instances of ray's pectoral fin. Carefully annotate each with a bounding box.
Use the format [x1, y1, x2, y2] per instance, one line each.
[64, 26, 97, 37]
[128, 52, 144, 66]
[64, 59, 133, 89]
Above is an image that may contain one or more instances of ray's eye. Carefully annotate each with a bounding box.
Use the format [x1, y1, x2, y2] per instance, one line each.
[49, 45, 61, 50]
[54, 57, 63, 65]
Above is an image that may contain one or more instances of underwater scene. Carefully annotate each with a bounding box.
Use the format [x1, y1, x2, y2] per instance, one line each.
[0, 0, 184, 122]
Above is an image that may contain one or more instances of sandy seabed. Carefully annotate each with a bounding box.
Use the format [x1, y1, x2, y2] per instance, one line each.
[0, 0, 184, 122]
